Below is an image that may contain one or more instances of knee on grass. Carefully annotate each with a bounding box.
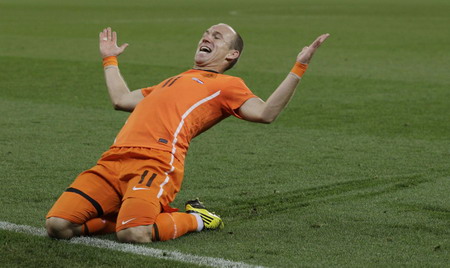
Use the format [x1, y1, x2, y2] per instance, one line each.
[116, 225, 153, 243]
[46, 217, 80, 239]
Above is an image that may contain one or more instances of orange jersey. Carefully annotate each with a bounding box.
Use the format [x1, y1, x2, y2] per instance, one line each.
[112, 69, 256, 163]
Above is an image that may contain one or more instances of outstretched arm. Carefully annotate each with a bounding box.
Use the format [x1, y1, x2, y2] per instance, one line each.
[238, 33, 330, 123]
[100, 27, 143, 112]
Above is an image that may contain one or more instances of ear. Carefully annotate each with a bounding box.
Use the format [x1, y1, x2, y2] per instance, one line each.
[225, 50, 240, 61]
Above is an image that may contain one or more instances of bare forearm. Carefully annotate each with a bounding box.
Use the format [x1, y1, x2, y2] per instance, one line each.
[262, 33, 330, 119]
[261, 73, 301, 122]
[238, 33, 329, 124]
[99, 27, 137, 111]
[104, 66, 131, 109]
[237, 68, 305, 124]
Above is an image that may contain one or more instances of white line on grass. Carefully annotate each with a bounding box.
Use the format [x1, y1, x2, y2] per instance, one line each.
[0, 221, 264, 268]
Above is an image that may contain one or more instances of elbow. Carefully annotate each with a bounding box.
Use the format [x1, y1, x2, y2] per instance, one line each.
[110, 92, 138, 112]
[260, 110, 278, 124]
[257, 113, 277, 124]
[257, 106, 281, 124]
[112, 103, 120, 110]
[112, 102, 123, 111]
[245, 115, 274, 124]
[261, 117, 275, 124]
[111, 95, 131, 112]
[112, 102, 132, 112]
[239, 101, 278, 124]
[111, 96, 123, 110]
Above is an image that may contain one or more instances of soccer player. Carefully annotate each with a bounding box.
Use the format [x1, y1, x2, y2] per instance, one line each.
[46, 24, 329, 243]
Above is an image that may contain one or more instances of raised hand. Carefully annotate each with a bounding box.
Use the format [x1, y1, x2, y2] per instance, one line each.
[297, 34, 330, 64]
[99, 27, 129, 58]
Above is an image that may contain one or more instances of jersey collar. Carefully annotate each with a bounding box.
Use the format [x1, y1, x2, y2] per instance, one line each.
[191, 68, 220, 74]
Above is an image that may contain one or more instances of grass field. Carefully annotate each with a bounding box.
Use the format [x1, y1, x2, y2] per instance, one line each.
[1, 0, 449, 266]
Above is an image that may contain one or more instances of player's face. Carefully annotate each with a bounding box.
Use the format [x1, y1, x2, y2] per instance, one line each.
[194, 24, 239, 72]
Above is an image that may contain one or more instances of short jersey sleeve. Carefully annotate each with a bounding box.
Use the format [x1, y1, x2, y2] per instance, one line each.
[141, 86, 156, 97]
[220, 77, 257, 119]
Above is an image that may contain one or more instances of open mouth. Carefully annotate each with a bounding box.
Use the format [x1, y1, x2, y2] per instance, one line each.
[199, 46, 212, 53]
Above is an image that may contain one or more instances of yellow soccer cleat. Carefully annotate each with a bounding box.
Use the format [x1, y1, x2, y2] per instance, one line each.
[185, 199, 224, 230]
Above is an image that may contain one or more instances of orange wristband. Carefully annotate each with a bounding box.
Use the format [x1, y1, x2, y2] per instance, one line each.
[290, 62, 308, 78]
[103, 56, 118, 67]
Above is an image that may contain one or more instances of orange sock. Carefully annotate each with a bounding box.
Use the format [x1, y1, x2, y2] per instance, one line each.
[152, 212, 198, 241]
[81, 216, 117, 235]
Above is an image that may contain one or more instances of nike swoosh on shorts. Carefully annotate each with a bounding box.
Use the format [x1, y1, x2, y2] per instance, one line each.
[132, 186, 150, 191]
[121, 218, 136, 225]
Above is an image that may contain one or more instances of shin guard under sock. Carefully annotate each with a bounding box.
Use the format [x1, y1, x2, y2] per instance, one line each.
[152, 212, 198, 241]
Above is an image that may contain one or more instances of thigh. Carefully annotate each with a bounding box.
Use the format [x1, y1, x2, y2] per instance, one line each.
[46, 168, 121, 224]
[115, 149, 182, 232]
[116, 170, 164, 232]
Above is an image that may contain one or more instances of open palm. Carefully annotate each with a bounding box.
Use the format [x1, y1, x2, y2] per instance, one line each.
[99, 27, 129, 58]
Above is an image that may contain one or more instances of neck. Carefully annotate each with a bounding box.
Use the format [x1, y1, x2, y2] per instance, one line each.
[193, 64, 225, 74]
[192, 67, 221, 74]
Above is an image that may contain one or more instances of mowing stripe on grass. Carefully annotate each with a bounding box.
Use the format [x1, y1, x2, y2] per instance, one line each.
[0, 221, 264, 268]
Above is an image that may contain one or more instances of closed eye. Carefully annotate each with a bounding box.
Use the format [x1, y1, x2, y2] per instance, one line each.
[203, 30, 223, 40]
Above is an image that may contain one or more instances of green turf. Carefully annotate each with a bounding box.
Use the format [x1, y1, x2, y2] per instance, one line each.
[0, 0, 449, 267]
[0, 230, 200, 268]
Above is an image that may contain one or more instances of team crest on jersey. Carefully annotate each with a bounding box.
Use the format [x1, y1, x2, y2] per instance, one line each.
[192, 77, 204, 84]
